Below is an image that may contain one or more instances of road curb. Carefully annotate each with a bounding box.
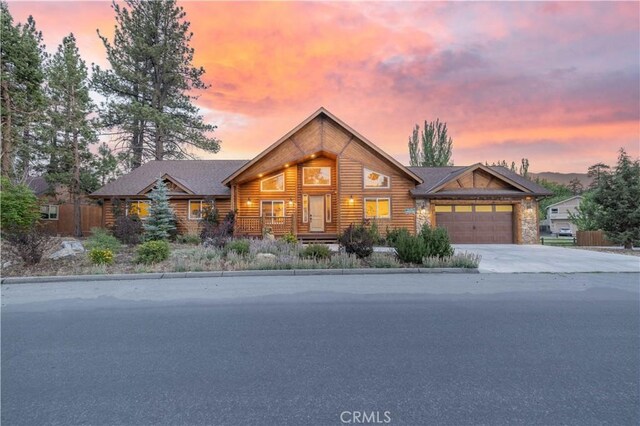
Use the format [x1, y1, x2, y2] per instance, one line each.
[1, 267, 479, 285]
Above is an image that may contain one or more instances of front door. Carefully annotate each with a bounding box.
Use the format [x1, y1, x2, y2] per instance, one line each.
[309, 196, 325, 232]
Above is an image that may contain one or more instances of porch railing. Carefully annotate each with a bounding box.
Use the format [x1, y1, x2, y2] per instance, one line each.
[235, 215, 296, 236]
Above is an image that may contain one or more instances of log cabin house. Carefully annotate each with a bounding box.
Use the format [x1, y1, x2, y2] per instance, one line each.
[90, 108, 551, 244]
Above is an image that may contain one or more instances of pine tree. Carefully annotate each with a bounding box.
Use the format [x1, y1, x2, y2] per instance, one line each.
[44, 34, 96, 237]
[1, 3, 47, 179]
[143, 178, 176, 241]
[92, 0, 220, 169]
[593, 149, 640, 249]
[568, 178, 583, 195]
[408, 119, 453, 167]
[587, 162, 610, 189]
[92, 142, 121, 186]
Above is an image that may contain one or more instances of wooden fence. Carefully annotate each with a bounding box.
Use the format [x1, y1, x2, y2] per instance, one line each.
[576, 230, 612, 247]
[41, 204, 103, 236]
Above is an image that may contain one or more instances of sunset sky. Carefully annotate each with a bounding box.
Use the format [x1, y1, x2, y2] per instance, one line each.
[7, 1, 640, 173]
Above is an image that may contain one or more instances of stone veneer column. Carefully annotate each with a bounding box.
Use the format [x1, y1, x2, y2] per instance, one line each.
[415, 199, 430, 233]
[519, 198, 539, 244]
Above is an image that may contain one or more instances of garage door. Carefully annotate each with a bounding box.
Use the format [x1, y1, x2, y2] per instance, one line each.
[435, 204, 513, 244]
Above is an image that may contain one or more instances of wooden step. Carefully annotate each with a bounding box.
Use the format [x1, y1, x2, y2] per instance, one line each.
[297, 233, 338, 244]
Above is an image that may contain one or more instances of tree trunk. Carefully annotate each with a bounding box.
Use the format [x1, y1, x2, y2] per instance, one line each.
[73, 129, 82, 238]
[131, 120, 143, 169]
[1, 79, 13, 178]
[624, 241, 633, 250]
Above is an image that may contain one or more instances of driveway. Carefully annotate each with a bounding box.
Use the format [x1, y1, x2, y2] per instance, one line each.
[454, 244, 640, 273]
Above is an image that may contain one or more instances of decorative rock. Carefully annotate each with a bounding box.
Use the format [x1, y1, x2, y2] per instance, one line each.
[256, 253, 277, 260]
[48, 240, 85, 260]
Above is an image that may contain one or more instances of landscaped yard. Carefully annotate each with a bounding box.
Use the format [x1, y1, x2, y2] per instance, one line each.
[0, 236, 481, 278]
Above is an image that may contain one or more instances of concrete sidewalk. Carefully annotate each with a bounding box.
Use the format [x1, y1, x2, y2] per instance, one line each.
[455, 244, 640, 273]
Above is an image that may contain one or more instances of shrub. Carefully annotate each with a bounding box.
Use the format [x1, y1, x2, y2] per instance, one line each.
[0, 177, 41, 231]
[88, 248, 114, 265]
[225, 239, 250, 256]
[394, 232, 427, 264]
[201, 210, 235, 246]
[339, 223, 374, 259]
[85, 227, 121, 253]
[135, 240, 170, 264]
[385, 227, 410, 246]
[420, 225, 454, 258]
[422, 252, 481, 268]
[3, 226, 55, 265]
[112, 214, 143, 245]
[175, 234, 201, 245]
[280, 232, 298, 244]
[368, 221, 384, 245]
[300, 244, 331, 260]
[366, 253, 402, 268]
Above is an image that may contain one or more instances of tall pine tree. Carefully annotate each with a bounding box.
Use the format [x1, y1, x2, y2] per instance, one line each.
[0, 2, 47, 180]
[593, 149, 640, 249]
[92, 0, 220, 170]
[408, 119, 453, 167]
[45, 34, 96, 237]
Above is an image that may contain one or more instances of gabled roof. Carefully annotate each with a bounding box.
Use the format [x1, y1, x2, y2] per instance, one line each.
[90, 160, 248, 198]
[410, 164, 553, 197]
[139, 173, 195, 195]
[545, 195, 583, 209]
[222, 107, 423, 185]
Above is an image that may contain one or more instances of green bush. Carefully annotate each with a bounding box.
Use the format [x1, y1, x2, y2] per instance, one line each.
[386, 227, 410, 246]
[339, 223, 374, 259]
[423, 252, 481, 268]
[85, 227, 121, 253]
[0, 177, 41, 231]
[88, 248, 114, 265]
[300, 244, 331, 260]
[394, 232, 427, 264]
[366, 253, 401, 268]
[225, 239, 250, 256]
[135, 240, 170, 264]
[175, 234, 201, 245]
[280, 231, 298, 244]
[420, 225, 454, 258]
[368, 221, 384, 245]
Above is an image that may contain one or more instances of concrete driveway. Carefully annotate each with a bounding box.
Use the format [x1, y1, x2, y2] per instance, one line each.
[454, 244, 640, 273]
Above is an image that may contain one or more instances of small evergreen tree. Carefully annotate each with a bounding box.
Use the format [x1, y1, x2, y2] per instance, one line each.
[587, 162, 610, 189]
[0, 176, 40, 231]
[568, 192, 600, 231]
[408, 119, 453, 167]
[143, 178, 176, 241]
[593, 149, 640, 249]
[568, 178, 584, 195]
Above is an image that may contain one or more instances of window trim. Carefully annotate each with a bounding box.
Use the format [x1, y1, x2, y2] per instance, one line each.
[260, 200, 286, 218]
[325, 194, 332, 223]
[364, 197, 391, 219]
[188, 199, 213, 220]
[40, 204, 59, 221]
[302, 194, 309, 223]
[363, 167, 391, 189]
[260, 173, 285, 192]
[302, 166, 331, 186]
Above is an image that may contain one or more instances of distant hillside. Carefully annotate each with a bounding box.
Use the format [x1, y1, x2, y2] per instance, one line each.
[530, 172, 592, 188]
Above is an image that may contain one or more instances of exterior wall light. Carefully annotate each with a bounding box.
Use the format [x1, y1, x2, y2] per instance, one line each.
[288, 198, 294, 206]
[247, 198, 252, 206]
[349, 195, 354, 205]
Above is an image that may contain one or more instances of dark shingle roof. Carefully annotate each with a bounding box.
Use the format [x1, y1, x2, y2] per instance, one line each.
[25, 176, 50, 196]
[409, 165, 552, 197]
[91, 160, 248, 197]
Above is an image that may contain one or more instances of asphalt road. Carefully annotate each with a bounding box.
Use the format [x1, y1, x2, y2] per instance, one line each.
[2, 273, 639, 425]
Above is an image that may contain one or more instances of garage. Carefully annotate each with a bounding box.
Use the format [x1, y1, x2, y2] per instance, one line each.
[435, 204, 514, 244]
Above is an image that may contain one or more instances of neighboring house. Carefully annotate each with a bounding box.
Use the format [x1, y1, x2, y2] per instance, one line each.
[90, 108, 552, 244]
[26, 176, 102, 236]
[541, 195, 583, 235]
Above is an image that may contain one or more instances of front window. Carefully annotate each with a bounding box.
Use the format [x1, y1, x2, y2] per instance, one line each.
[260, 173, 285, 192]
[551, 208, 559, 214]
[40, 204, 59, 220]
[261, 200, 285, 218]
[363, 168, 390, 189]
[364, 198, 391, 219]
[128, 200, 150, 218]
[189, 200, 212, 220]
